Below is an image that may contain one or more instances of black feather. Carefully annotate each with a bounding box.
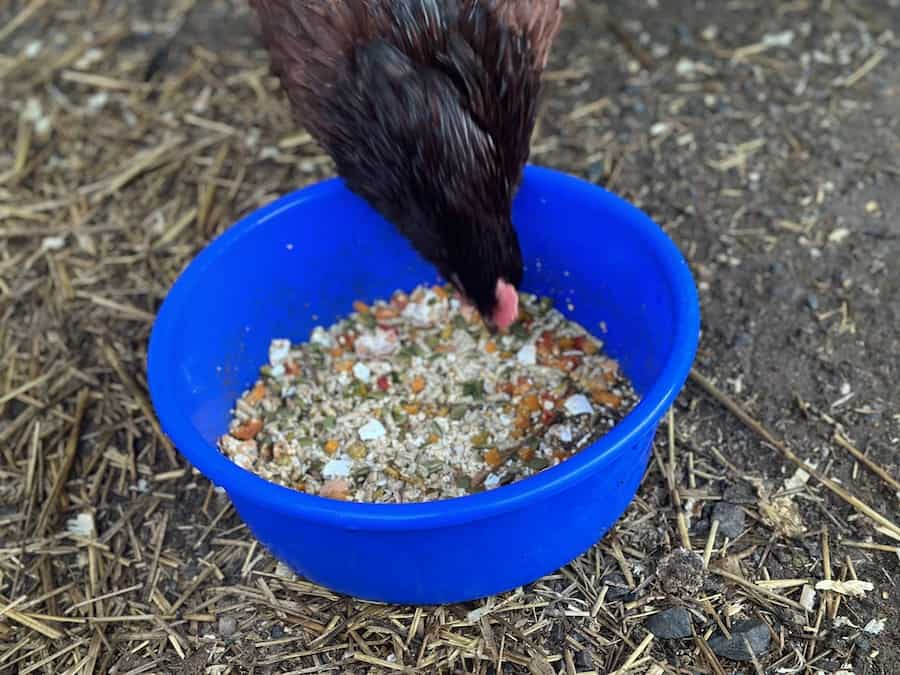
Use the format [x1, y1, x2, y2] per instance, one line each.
[249, 0, 560, 320]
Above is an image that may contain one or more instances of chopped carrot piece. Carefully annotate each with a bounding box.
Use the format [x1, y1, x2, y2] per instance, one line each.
[592, 390, 621, 408]
[231, 418, 263, 440]
[248, 382, 266, 403]
[517, 447, 536, 461]
[484, 448, 503, 469]
[521, 394, 540, 413]
[410, 375, 426, 394]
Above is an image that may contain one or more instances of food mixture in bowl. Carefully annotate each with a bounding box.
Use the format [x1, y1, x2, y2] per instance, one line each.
[218, 285, 639, 503]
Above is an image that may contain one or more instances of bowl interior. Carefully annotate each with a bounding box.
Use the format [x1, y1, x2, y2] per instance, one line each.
[149, 166, 698, 517]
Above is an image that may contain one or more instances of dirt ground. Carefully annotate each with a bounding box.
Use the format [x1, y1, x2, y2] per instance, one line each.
[1, 0, 898, 673]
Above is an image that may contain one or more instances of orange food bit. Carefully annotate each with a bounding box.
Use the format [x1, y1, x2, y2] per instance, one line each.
[231, 418, 263, 441]
[433, 285, 448, 299]
[498, 382, 515, 395]
[517, 447, 536, 461]
[334, 360, 353, 373]
[558, 336, 575, 351]
[485, 340, 497, 354]
[514, 415, 531, 430]
[402, 403, 419, 415]
[410, 375, 426, 394]
[521, 394, 540, 413]
[484, 448, 503, 469]
[553, 449, 571, 461]
[500, 351, 513, 360]
[353, 300, 369, 314]
[513, 377, 532, 395]
[592, 390, 621, 408]
[323, 439, 340, 455]
[427, 433, 440, 444]
[604, 371, 617, 384]
[319, 479, 350, 500]
[248, 382, 266, 403]
[330, 346, 344, 358]
[284, 360, 301, 376]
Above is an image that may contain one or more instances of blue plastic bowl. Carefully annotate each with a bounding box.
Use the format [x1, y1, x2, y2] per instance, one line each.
[148, 165, 699, 605]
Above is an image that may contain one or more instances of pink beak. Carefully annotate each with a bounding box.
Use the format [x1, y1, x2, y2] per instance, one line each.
[492, 279, 519, 332]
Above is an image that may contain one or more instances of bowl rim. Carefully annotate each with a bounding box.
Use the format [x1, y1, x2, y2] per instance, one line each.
[147, 165, 700, 530]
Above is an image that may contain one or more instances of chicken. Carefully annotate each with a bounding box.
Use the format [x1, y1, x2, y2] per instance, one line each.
[249, 0, 561, 331]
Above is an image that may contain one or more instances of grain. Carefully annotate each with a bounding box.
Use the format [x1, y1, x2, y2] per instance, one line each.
[218, 285, 639, 503]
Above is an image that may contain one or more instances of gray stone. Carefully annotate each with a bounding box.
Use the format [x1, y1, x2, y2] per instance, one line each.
[218, 615, 238, 638]
[723, 481, 756, 505]
[709, 620, 772, 661]
[712, 501, 746, 538]
[646, 607, 693, 639]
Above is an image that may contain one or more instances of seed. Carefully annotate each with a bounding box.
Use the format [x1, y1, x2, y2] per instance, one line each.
[471, 431, 491, 448]
[449, 404, 467, 420]
[353, 300, 369, 314]
[374, 306, 398, 320]
[402, 403, 419, 415]
[347, 441, 367, 460]
[485, 340, 497, 353]
[335, 359, 353, 372]
[426, 433, 440, 445]
[517, 447, 536, 461]
[330, 346, 344, 358]
[323, 439, 339, 455]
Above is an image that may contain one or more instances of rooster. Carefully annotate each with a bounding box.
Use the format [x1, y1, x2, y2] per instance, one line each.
[249, 0, 562, 331]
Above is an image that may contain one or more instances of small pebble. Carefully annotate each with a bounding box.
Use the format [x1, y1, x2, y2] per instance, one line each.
[646, 607, 693, 639]
[218, 615, 238, 638]
[358, 419, 386, 441]
[723, 481, 756, 504]
[712, 501, 746, 538]
[709, 620, 772, 661]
